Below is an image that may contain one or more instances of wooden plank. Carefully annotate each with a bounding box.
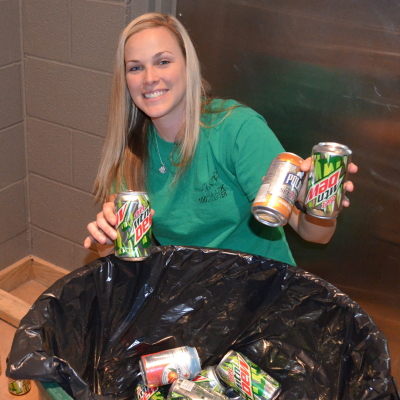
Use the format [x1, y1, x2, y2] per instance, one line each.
[0, 256, 32, 292]
[0, 289, 31, 328]
[31, 256, 69, 287]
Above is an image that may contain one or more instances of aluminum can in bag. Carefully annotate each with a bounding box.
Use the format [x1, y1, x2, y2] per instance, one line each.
[193, 366, 227, 394]
[252, 152, 305, 227]
[167, 379, 228, 400]
[139, 346, 201, 388]
[114, 191, 152, 261]
[225, 388, 245, 400]
[8, 379, 31, 396]
[304, 142, 352, 218]
[215, 350, 281, 400]
[135, 382, 167, 400]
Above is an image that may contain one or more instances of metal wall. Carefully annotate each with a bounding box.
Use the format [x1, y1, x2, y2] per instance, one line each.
[177, 1, 400, 298]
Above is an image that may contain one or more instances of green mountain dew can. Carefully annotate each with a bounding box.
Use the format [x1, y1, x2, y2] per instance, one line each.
[192, 366, 227, 394]
[215, 350, 281, 400]
[8, 379, 31, 396]
[136, 382, 167, 400]
[115, 191, 153, 261]
[167, 378, 228, 400]
[304, 143, 352, 219]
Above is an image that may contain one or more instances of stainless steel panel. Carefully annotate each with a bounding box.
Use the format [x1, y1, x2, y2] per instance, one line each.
[177, 1, 400, 297]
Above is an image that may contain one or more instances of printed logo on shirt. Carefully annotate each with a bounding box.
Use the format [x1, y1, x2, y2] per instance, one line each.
[196, 168, 228, 204]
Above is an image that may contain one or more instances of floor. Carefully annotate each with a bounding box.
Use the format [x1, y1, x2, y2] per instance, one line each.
[0, 280, 398, 400]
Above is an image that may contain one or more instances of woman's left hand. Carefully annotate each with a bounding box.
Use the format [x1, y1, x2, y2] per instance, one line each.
[299, 158, 358, 207]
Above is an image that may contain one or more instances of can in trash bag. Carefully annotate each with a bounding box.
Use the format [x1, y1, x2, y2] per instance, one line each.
[114, 191, 153, 261]
[216, 350, 281, 400]
[167, 378, 228, 400]
[8, 379, 31, 396]
[139, 346, 201, 387]
[225, 388, 245, 400]
[304, 142, 352, 219]
[193, 366, 227, 394]
[136, 382, 167, 400]
[252, 152, 305, 227]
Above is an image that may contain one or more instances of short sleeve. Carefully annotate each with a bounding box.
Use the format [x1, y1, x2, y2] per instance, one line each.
[232, 114, 285, 201]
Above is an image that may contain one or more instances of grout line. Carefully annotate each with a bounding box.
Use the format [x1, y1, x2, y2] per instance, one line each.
[25, 54, 113, 76]
[0, 121, 24, 134]
[84, 0, 126, 7]
[0, 61, 21, 71]
[69, 0, 72, 63]
[29, 171, 98, 197]
[0, 229, 29, 248]
[26, 115, 105, 139]
[0, 178, 25, 194]
[18, 0, 32, 254]
[32, 224, 98, 252]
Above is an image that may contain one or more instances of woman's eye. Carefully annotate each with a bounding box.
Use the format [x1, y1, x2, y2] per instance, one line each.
[159, 60, 170, 65]
[128, 65, 142, 72]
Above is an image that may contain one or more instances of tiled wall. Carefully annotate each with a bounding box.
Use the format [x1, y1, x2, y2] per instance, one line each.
[0, 0, 29, 269]
[0, 0, 176, 271]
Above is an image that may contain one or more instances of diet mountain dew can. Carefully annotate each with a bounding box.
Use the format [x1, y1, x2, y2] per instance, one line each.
[114, 191, 153, 261]
[215, 350, 281, 400]
[136, 382, 167, 400]
[167, 378, 228, 400]
[139, 346, 201, 388]
[193, 366, 227, 394]
[8, 379, 31, 396]
[304, 143, 352, 219]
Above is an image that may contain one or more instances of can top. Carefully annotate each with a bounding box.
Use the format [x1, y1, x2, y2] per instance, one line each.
[316, 142, 352, 155]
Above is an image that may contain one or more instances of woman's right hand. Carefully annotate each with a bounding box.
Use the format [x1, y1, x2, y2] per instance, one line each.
[84, 201, 118, 249]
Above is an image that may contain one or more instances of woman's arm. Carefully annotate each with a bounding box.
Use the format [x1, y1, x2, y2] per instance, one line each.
[288, 159, 358, 243]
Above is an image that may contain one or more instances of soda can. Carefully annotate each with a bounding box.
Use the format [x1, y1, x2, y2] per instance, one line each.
[135, 382, 167, 400]
[193, 366, 227, 394]
[304, 142, 352, 219]
[114, 191, 153, 261]
[8, 379, 31, 396]
[215, 350, 281, 400]
[252, 152, 305, 227]
[225, 388, 245, 400]
[167, 378, 228, 400]
[139, 346, 201, 388]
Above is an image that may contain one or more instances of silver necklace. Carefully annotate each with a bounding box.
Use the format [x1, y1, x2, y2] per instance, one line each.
[154, 134, 167, 174]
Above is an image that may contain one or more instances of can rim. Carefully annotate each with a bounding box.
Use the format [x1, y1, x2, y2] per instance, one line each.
[317, 142, 352, 155]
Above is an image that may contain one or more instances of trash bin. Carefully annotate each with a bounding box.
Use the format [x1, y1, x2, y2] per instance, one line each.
[6, 246, 400, 400]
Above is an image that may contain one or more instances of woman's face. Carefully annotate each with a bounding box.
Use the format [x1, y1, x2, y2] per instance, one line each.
[125, 27, 187, 128]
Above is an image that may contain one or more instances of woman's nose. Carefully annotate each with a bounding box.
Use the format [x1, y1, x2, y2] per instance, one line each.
[144, 67, 159, 85]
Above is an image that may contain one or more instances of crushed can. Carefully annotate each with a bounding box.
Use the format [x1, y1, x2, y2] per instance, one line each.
[193, 366, 227, 394]
[139, 346, 201, 388]
[167, 378, 228, 400]
[215, 350, 281, 400]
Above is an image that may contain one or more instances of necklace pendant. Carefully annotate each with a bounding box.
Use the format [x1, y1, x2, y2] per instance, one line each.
[159, 165, 167, 174]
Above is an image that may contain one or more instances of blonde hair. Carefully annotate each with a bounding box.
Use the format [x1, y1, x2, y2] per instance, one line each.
[94, 13, 209, 203]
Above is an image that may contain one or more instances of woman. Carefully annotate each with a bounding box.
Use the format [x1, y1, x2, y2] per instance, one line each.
[84, 13, 357, 265]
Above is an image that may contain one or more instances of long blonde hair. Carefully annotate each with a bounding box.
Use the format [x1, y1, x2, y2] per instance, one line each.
[94, 13, 209, 203]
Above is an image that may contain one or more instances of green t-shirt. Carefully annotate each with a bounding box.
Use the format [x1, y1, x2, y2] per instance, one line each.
[146, 100, 296, 265]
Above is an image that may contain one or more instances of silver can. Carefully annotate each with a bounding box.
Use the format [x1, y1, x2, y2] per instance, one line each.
[167, 379, 228, 400]
[193, 366, 227, 394]
[139, 346, 201, 388]
[304, 142, 352, 219]
[215, 350, 281, 400]
[114, 191, 153, 261]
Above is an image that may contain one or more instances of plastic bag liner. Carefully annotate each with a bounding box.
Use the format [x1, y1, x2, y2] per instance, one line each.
[6, 246, 399, 400]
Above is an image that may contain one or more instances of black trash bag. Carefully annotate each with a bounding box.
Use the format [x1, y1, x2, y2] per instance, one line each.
[6, 246, 399, 400]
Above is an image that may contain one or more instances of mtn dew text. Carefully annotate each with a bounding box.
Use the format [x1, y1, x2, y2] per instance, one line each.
[114, 191, 153, 261]
[305, 143, 352, 219]
[215, 350, 281, 400]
